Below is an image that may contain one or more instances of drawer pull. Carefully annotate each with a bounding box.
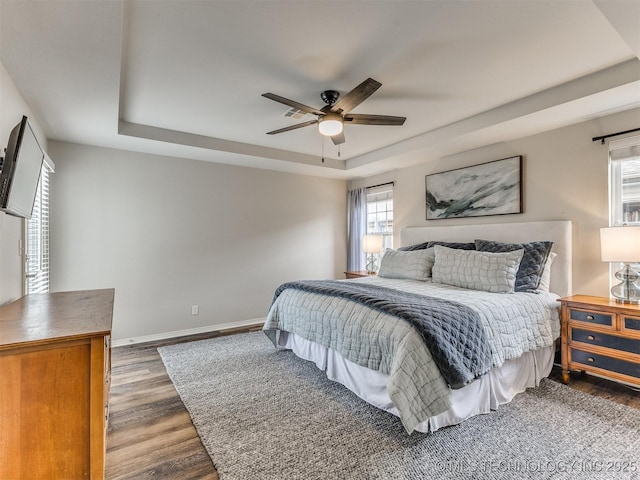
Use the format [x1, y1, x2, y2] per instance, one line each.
[587, 357, 595, 363]
[587, 335, 595, 341]
[586, 315, 594, 320]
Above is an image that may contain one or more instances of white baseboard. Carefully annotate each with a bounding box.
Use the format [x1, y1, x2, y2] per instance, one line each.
[111, 317, 265, 347]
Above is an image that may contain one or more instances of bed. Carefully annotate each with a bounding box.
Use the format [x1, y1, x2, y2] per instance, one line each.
[264, 220, 572, 434]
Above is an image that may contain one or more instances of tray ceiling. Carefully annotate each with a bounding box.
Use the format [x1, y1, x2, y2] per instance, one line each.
[1, 1, 639, 178]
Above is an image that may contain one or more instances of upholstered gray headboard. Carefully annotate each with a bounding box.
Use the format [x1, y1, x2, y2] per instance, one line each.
[400, 220, 572, 297]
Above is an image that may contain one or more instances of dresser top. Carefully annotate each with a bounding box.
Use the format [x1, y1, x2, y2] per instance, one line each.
[560, 294, 640, 314]
[0, 289, 114, 349]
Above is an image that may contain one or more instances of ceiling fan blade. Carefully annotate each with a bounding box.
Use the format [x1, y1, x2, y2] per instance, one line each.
[266, 119, 318, 135]
[262, 93, 324, 116]
[344, 114, 406, 126]
[331, 131, 345, 145]
[331, 78, 382, 114]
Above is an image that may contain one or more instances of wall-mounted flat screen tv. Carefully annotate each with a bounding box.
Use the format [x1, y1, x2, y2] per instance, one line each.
[0, 116, 44, 219]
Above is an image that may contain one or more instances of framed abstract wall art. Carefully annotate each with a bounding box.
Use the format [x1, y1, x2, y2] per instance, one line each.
[426, 156, 523, 219]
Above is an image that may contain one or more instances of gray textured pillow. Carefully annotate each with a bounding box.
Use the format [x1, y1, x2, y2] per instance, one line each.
[378, 248, 435, 281]
[432, 245, 524, 293]
[474, 239, 553, 293]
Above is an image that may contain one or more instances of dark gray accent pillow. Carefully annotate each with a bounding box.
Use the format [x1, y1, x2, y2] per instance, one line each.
[399, 241, 476, 252]
[474, 239, 553, 293]
[427, 241, 476, 250]
[398, 241, 430, 251]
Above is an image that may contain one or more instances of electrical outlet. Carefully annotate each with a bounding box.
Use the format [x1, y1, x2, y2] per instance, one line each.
[191, 305, 199, 315]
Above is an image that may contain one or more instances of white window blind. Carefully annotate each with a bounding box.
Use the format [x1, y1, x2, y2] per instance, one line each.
[366, 184, 393, 251]
[608, 135, 640, 288]
[609, 135, 640, 226]
[26, 162, 52, 294]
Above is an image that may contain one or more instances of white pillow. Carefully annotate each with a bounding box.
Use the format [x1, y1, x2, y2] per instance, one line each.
[536, 252, 557, 293]
[432, 245, 524, 293]
[378, 247, 435, 281]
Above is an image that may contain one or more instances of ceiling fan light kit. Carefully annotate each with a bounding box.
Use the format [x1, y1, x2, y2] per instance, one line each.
[318, 113, 343, 136]
[262, 78, 406, 147]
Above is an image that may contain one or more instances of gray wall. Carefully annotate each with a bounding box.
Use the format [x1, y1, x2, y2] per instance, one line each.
[49, 141, 347, 341]
[351, 108, 640, 297]
[0, 62, 48, 305]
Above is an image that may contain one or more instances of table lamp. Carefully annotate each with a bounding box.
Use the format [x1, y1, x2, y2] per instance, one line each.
[362, 234, 383, 274]
[600, 225, 640, 303]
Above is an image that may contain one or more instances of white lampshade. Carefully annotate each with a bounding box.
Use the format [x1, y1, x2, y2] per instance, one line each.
[362, 234, 383, 254]
[318, 114, 343, 136]
[600, 226, 640, 262]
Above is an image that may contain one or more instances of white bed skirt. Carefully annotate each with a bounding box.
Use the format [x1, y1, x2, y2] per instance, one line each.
[278, 331, 554, 433]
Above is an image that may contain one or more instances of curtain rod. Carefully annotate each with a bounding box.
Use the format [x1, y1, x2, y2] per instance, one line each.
[592, 127, 640, 145]
[366, 181, 395, 190]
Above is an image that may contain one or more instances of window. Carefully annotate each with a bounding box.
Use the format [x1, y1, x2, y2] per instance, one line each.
[609, 135, 640, 226]
[366, 184, 393, 250]
[25, 161, 53, 294]
[608, 135, 640, 288]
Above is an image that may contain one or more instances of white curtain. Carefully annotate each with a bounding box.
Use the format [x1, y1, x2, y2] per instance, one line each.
[347, 187, 366, 271]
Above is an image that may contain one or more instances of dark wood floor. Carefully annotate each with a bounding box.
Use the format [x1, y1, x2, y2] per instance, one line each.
[105, 330, 639, 479]
[105, 330, 247, 480]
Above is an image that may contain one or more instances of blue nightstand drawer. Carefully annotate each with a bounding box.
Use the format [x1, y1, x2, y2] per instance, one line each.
[571, 349, 640, 379]
[572, 329, 640, 355]
[624, 317, 640, 332]
[569, 309, 612, 326]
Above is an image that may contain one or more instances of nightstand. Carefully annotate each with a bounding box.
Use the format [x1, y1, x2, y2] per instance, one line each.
[560, 295, 640, 387]
[344, 270, 376, 279]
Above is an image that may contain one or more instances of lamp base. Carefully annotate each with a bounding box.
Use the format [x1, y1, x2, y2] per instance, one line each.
[611, 263, 640, 304]
[613, 297, 640, 304]
[366, 253, 378, 275]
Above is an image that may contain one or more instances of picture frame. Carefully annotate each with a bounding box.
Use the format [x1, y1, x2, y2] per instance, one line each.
[425, 155, 523, 220]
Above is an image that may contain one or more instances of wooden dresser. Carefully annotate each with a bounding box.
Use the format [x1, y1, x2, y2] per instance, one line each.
[560, 294, 640, 387]
[0, 289, 114, 479]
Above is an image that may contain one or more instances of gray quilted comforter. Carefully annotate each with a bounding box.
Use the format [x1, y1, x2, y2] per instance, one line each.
[270, 280, 492, 388]
[263, 277, 560, 433]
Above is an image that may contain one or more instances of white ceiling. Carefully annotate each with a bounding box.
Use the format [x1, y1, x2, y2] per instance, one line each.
[1, 0, 639, 179]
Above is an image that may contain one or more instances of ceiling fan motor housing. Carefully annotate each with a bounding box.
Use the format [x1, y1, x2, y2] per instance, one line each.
[320, 90, 340, 106]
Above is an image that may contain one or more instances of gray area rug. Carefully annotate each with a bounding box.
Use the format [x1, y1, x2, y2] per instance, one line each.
[158, 332, 640, 480]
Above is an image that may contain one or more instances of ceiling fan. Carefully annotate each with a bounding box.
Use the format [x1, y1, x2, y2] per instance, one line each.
[262, 78, 406, 145]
